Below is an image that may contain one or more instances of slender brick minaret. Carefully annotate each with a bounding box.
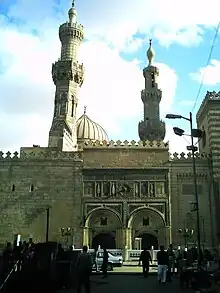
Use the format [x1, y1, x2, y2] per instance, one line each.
[48, 1, 84, 151]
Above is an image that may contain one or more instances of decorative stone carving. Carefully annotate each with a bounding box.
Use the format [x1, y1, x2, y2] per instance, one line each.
[155, 182, 165, 195]
[86, 180, 167, 198]
[149, 182, 155, 197]
[95, 182, 101, 197]
[141, 182, 148, 196]
[115, 182, 133, 197]
[83, 182, 94, 196]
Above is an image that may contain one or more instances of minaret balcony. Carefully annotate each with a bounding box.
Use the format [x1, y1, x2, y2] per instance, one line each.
[52, 60, 84, 85]
[141, 89, 162, 102]
[59, 23, 84, 42]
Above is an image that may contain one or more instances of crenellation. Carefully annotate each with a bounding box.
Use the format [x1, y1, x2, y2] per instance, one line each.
[0, 149, 83, 161]
[82, 139, 169, 149]
[0, 151, 19, 159]
[169, 152, 209, 160]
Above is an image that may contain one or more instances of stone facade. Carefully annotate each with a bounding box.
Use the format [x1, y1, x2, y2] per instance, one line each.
[0, 143, 215, 249]
[0, 4, 218, 250]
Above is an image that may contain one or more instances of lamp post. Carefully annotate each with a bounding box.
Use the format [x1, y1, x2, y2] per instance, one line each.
[166, 112, 203, 265]
[61, 227, 72, 244]
[178, 228, 194, 248]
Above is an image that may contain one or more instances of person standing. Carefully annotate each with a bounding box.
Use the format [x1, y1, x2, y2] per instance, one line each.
[157, 245, 169, 284]
[138, 248, 152, 278]
[93, 247, 98, 272]
[76, 245, 92, 293]
[102, 247, 109, 278]
[167, 244, 175, 282]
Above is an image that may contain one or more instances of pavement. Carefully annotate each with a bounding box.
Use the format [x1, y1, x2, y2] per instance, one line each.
[58, 274, 193, 293]
[97, 265, 158, 274]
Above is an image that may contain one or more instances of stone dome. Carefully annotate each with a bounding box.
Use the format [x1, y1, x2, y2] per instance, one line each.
[76, 112, 108, 142]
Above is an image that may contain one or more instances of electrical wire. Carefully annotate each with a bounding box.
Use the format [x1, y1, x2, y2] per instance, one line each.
[191, 20, 220, 113]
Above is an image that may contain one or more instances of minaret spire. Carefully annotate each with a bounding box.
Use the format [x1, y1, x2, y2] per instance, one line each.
[48, 0, 84, 151]
[138, 40, 165, 141]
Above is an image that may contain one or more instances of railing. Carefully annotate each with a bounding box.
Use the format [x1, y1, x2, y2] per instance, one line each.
[0, 260, 19, 292]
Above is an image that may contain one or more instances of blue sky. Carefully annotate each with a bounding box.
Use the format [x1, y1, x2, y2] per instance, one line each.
[0, 0, 220, 153]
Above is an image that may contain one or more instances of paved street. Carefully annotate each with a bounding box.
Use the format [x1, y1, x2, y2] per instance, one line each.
[59, 274, 192, 293]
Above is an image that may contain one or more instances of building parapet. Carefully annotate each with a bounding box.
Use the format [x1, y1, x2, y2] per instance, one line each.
[197, 91, 220, 120]
[169, 152, 210, 160]
[80, 140, 169, 149]
[0, 147, 83, 161]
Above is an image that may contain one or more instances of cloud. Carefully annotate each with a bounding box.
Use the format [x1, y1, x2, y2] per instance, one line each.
[165, 124, 190, 154]
[189, 59, 220, 85]
[3, 0, 220, 53]
[81, 0, 220, 49]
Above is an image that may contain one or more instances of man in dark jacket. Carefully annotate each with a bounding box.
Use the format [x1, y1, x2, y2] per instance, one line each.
[157, 245, 169, 284]
[102, 247, 109, 278]
[76, 246, 92, 293]
[139, 248, 152, 278]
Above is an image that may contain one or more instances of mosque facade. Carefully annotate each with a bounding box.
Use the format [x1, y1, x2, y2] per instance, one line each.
[0, 2, 220, 250]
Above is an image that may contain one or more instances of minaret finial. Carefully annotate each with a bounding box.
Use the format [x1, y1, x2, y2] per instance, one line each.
[68, 0, 77, 23]
[84, 105, 87, 114]
[147, 38, 155, 65]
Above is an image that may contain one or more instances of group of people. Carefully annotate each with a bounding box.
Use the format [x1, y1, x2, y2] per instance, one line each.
[138, 244, 220, 285]
[138, 244, 172, 283]
[1, 238, 35, 282]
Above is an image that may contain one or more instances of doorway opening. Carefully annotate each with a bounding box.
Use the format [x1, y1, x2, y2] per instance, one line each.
[92, 233, 116, 249]
[140, 233, 158, 250]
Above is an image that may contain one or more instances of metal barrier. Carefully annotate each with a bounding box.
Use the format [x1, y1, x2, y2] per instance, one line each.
[0, 260, 19, 292]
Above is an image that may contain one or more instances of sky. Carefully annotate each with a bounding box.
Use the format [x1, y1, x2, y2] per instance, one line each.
[0, 0, 220, 154]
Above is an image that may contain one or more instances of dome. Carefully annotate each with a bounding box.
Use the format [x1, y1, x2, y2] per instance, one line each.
[76, 111, 109, 142]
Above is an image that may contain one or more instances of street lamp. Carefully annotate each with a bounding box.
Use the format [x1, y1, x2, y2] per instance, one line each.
[61, 227, 72, 244]
[178, 228, 194, 248]
[166, 112, 203, 265]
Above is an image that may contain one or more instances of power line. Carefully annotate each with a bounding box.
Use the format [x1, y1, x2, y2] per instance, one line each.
[191, 21, 220, 113]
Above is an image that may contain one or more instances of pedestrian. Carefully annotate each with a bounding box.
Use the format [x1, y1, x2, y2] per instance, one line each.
[76, 245, 92, 293]
[157, 245, 169, 284]
[167, 244, 175, 282]
[138, 248, 152, 278]
[102, 247, 109, 278]
[93, 247, 98, 272]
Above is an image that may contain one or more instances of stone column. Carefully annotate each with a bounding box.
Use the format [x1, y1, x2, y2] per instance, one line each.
[165, 226, 172, 247]
[116, 229, 122, 248]
[83, 227, 89, 246]
[124, 228, 132, 249]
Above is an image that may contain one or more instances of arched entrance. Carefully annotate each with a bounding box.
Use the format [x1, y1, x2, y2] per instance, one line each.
[141, 233, 158, 250]
[92, 233, 116, 249]
[84, 207, 123, 248]
[128, 207, 167, 249]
